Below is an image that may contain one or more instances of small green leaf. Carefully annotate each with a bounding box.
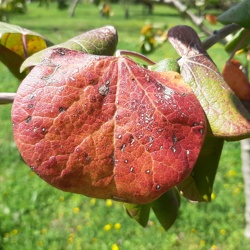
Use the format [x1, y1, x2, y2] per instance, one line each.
[148, 58, 179, 72]
[151, 188, 180, 231]
[125, 203, 151, 227]
[21, 26, 118, 72]
[168, 25, 250, 140]
[177, 126, 224, 202]
[217, 0, 250, 29]
[225, 28, 250, 53]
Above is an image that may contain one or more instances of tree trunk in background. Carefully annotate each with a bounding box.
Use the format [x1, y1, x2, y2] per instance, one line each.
[69, 0, 80, 17]
[241, 139, 250, 238]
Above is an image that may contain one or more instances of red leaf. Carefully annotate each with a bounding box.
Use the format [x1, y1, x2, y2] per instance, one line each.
[222, 59, 250, 101]
[11, 48, 206, 204]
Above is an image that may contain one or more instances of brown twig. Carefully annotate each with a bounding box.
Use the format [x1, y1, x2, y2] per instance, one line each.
[0, 93, 16, 104]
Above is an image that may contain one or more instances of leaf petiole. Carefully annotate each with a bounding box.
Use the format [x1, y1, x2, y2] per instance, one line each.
[115, 50, 155, 65]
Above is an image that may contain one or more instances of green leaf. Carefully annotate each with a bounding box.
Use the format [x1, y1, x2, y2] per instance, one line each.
[177, 126, 224, 202]
[168, 25, 250, 140]
[0, 44, 27, 80]
[125, 203, 151, 227]
[217, 0, 250, 29]
[151, 188, 180, 231]
[225, 28, 250, 53]
[21, 26, 118, 72]
[0, 22, 53, 80]
[148, 58, 179, 72]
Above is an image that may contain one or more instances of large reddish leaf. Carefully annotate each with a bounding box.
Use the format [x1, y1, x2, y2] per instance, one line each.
[11, 48, 206, 204]
[168, 25, 250, 140]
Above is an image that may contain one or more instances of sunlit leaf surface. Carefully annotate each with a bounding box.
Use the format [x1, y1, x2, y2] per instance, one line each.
[168, 25, 250, 140]
[12, 48, 206, 204]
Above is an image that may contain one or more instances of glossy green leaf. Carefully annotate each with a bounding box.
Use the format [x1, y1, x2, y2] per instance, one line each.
[151, 188, 180, 231]
[148, 58, 179, 72]
[21, 26, 118, 72]
[225, 28, 250, 53]
[217, 0, 250, 29]
[168, 25, 250, 140]
[125, 203, 151, 227]
[177, 126, 224, 202]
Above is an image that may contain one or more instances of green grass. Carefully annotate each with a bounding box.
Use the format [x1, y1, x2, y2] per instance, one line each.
[1, 2, 250, 250]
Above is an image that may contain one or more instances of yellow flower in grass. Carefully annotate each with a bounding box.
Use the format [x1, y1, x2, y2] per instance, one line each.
[233, 187, 240, 195]
[227, 169, 237, 177]
[112, 243, 119, 250]
[4, 232, 10, 238]
[220, 229, 226, 235]
[37, 241, 43, 246]
[106, 199, 113, 207]
[73, 207, 80, 213]
[211, 244, 218, 250]
[211, 192, 216, 200]
[114, 223, 121, 230]
[104, 223, 112, 231]
[68, 237, 74, 244]
[12, 229, 18, 235]
[68, 233, 75, 244]
[90, 198, 96, 205]
[200, 240, 206, 247]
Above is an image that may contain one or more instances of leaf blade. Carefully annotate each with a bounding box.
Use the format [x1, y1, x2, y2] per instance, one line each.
[217, 0, 250, 29]
[168, 25, 250, 140]
[21, 25, 118, 72]
[12, 48, 206, 204]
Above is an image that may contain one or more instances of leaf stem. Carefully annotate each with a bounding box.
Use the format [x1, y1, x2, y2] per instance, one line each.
[0, 92, 16, 104]
[116, 50, 156, 65]
[202, 24, 241, 50]
[22, 34, 29, 59]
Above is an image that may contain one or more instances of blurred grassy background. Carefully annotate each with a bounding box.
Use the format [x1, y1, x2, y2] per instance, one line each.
[0, 2, 249, 250]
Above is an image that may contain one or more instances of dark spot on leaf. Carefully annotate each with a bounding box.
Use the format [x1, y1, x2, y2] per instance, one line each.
[99, 80, 110, 96]
[171, 146, 177, 153]
[59, 107, 67, 113]
[27, 104, 34, 109]
[26, 116, 32, 123]
[84, 154, 91, 163]
[41, 128, 47, 133]
[120, 144, 126, 151]
[29, 94, 35, 100]
[110, 152, 115, 166]
[172, 134, 177, 143]
[57, 48, 66, 56]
